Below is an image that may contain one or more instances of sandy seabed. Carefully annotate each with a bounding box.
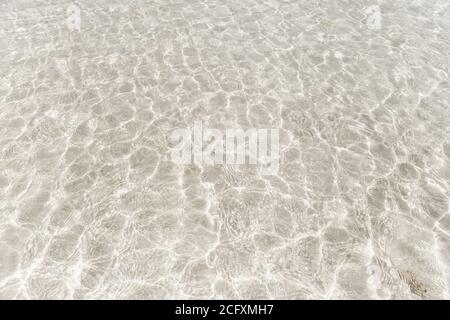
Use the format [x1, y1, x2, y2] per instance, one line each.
[0, 0, 449, 299]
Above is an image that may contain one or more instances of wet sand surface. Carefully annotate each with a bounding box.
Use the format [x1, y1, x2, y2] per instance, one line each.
[0, 0, 450, 299]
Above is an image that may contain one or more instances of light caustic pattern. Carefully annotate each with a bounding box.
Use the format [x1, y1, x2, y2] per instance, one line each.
[0, 0, 449, 299]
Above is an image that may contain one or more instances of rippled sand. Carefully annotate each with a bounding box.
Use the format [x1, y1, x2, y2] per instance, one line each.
[0, 0, 449, 299]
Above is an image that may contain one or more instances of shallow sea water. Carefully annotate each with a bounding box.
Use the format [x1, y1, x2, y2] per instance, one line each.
[0, 0, 450, 299]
